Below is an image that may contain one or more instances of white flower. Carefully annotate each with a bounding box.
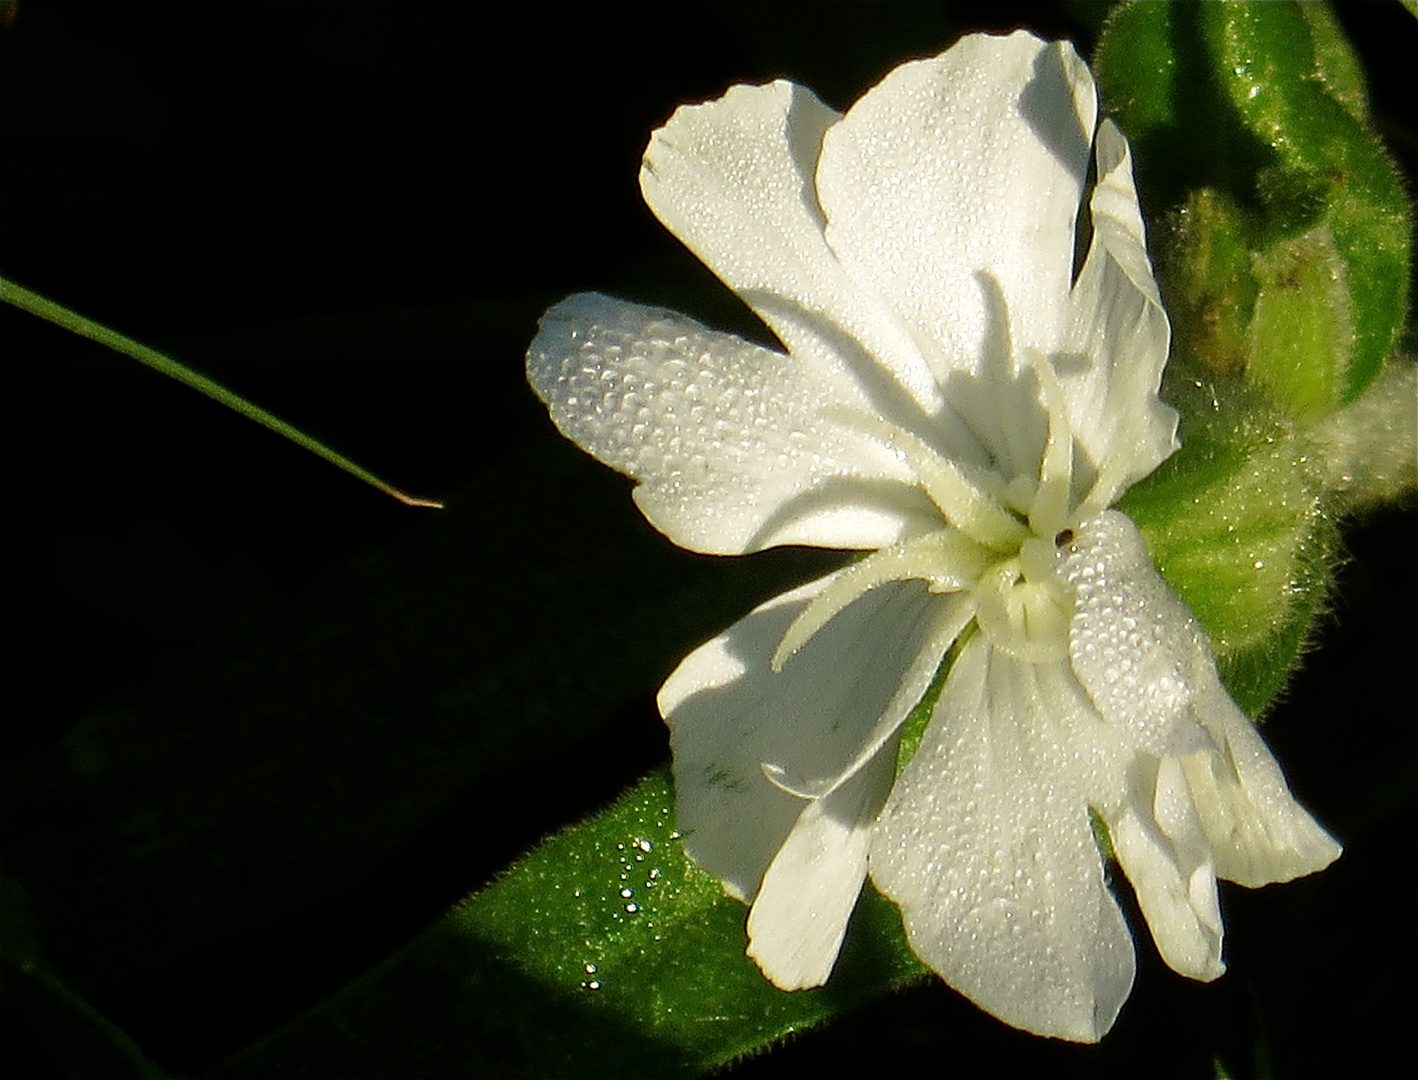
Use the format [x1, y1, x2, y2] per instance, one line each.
[526, 31, 1340, 1042]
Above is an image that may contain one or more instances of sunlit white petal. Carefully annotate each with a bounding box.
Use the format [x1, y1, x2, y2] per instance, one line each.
[1060, 511, 1215, 758]
[1109, 757, 1226, 981]
[641, 79, 947, 418]
[1058, 124, 1179, 511]
[1062, 511, 1340, 887]
[1182, 684, 1342, 887]
[747, 748, 898, 989]
[816, 33, 1096, 388]
[871, 641, 1134, 1042]
[661, 574, 968, 901]
[528, 293, 940, 553]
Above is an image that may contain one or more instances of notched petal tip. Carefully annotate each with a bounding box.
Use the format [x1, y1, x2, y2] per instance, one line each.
[664, 574, 966, 905]
[1109, 759, 1227, 983]
[1181, 696, 1343, 888]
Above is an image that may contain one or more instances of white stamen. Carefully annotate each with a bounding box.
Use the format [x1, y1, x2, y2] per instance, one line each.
[771, 529, 991, 672]
[825, 410, 1030, 553]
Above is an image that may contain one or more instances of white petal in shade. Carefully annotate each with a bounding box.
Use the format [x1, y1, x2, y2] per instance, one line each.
[1108, 756, 1226, 982]
[1058, 121, 1179, 511]
[1182, 682, 1342, 888]
[747, 747, 898, 989]
[640, 78, 945, 418]
[527, 293, 941, 554]
[871, 641, 1135, 1043]
[660, 573, 967, 904]
[816, 32, 1096, 388]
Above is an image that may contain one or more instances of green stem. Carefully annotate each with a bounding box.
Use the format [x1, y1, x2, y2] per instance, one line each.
[2, 278, 443, 508]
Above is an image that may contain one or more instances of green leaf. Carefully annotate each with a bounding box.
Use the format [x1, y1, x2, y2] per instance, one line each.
[210, 768, 924, 1080]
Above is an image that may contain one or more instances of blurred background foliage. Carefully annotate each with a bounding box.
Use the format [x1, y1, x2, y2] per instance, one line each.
[2, 2, 1413, 1078]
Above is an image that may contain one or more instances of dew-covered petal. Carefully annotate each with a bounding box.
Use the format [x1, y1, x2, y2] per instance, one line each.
[1062, 513, 1340, 887]
[528, 293, 942, 554]
[746, 746, 897, 989]
[1182, 682, 1342, 887]
[1108, 757, 1226, 981]
[661, 573, 967, 902]
[1059, 121, 1179, 511]
[1060, 510, 1215, 758]
[871, 641, 1135, 1043]
[815, 31, 1096, 390]
[640, 78, 946, 418]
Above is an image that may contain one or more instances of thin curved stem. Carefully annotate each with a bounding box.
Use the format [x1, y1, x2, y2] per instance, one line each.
[2, 278, 442, 508]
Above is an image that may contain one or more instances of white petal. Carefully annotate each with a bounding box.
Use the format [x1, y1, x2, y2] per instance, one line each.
[1062, 511, 1340, 886]
[640, 78, 947, 419]
[1108, 757, 1226, 982]
[1060, 121, 1179, 511]
[527, 293, 941, 554]
[1060, 510, 1215, 757]
[816, 32, 1096, 388]
[871, 641, 1135, 1043]
[1182, 683, 1342, 887]
[660, 574, 967, 902]
[747, 747, 897, 989]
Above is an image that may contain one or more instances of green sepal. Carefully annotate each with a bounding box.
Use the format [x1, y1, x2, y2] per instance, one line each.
[1164, 188, 1259, 380]
[1245, 223, 1355, 417]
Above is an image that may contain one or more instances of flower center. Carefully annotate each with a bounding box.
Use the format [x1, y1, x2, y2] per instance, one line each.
[972, 535, 1071, 662]
[771, 378, 1080, 672]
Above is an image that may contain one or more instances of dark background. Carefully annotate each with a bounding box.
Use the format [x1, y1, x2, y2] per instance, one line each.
[3, 3, 1414, 1078]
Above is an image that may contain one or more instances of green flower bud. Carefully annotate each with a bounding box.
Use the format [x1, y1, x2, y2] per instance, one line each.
[1096, 1, 1411, 416]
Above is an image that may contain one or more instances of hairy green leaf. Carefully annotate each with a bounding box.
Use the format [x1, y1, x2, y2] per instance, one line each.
[210, 769, 924, 1079]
